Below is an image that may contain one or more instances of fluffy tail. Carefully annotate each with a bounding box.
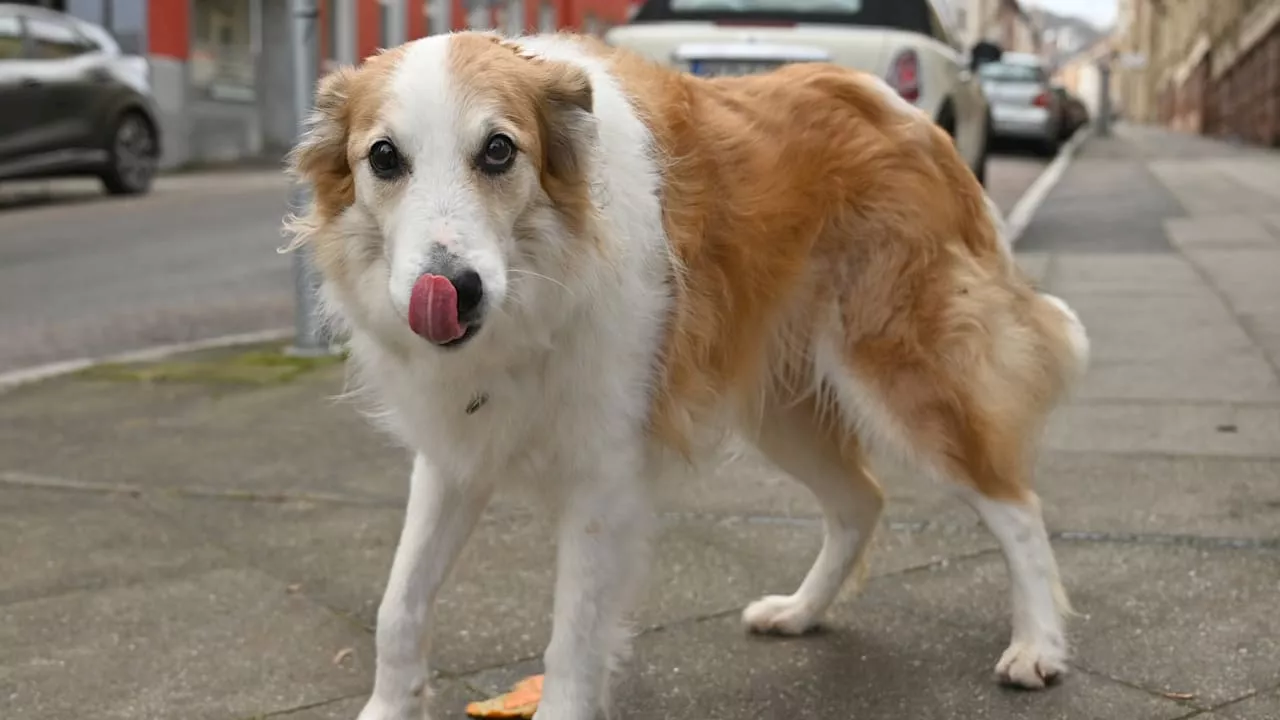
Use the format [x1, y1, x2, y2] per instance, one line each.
[1038, 293, 1091, 388]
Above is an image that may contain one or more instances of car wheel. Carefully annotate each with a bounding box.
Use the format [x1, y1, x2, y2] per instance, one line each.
[1039, 133, 1061, 158]
[101, 111, 158, 196]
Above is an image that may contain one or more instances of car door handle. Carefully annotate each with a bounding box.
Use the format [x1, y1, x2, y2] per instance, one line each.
[20, 77, 41, 88]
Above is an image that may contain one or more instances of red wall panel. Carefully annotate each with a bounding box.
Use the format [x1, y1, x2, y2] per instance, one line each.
[409, 0, 427, 38]
[147, 0, 189, 59]
[358, 0, 380, 61]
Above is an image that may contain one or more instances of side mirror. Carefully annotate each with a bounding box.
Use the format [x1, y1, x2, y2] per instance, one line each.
[970, 40, 1003, 72]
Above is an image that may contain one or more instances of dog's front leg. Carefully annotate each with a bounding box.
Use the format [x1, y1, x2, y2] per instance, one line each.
[535, 458, 655, 720]
[358, 453, 493, 720]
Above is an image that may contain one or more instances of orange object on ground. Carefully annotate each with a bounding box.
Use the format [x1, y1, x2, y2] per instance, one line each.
[465, 674, 544, 719]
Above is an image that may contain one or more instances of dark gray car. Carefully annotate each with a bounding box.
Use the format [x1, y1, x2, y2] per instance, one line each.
[0, 3, 161, 195]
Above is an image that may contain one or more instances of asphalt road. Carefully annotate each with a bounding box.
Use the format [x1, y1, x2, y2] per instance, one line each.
[0, 151, 1047, 374]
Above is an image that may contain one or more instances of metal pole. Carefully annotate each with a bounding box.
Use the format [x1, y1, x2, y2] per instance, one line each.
[1096, 58, 1113, 137]
[288, 0, 334, 356]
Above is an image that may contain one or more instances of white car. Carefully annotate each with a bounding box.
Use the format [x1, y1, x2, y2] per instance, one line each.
[605, 0, 994, 185]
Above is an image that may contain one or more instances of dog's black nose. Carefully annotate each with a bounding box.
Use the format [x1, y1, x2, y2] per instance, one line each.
[452, 269, 484, 320]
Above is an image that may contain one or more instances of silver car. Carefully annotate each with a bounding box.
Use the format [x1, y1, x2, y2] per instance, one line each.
[978, 51, 1063, 156]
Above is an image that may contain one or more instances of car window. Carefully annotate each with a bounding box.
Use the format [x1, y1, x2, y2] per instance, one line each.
[633, 0, 933, 35]
[978, 62, 1045, 83]
[0, 15, 23, 60]
[27, 16, 95, 59]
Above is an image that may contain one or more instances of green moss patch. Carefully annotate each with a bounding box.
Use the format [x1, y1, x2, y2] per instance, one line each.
[76, 344, 346, 386]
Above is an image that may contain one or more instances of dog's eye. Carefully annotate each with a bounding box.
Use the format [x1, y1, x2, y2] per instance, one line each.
[368, 140, 404, 179]
[478, 134, 516, 175]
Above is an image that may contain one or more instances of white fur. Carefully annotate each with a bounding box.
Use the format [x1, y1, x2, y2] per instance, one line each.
[959, 488, 1070, 688]
[317, 31, 1080, 720]
[335, 34, 671, 720]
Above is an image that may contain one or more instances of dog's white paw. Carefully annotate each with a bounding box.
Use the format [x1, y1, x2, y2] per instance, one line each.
[995, 641, 1067, 689]
[742, 594, 819, 636]
[355, 695, 428, 720]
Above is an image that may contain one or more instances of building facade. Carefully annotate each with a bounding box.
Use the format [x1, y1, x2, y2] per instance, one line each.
[958, 0, 1039, 55]
[1115, 0, 1280, 147]
[26, 0, 640, 168]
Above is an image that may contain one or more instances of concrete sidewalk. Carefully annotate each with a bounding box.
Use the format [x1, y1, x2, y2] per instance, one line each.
[2, 124, 1279, 720]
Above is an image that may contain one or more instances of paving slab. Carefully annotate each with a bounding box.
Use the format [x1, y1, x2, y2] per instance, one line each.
[1046, 253, 1213, 297]
[0, 369, 414, 502]
[1044, 403, 1280, 459]
[1054, 296, 1261, 364]
[0, 568, 373, 720]
[1018, 156, 1182, 254]
[0, 486, 229, 606]
[437, 578, 1190, 720]
[149, 493, 997, 677]
[886, 542, 1280, 708]
[1208, 687, 1280, 719]
[1033, 451, 1280, 539]
[1185, 249, 1280, 316]
[1165, 216, 1280, 249]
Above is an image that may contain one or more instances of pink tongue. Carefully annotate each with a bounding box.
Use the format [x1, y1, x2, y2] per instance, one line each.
[409, 274, 466, 344]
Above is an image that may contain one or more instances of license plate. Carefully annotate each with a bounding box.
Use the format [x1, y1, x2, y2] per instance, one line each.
[689, 60, 782, 77]
[993, 105, 1048, 123]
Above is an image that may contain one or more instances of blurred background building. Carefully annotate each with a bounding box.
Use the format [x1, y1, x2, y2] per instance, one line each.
[1112, 0, 1279, 147]
[6, 0, 642, 168]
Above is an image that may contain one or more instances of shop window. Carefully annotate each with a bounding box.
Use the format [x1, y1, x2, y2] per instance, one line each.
[191, 0, 256, 102]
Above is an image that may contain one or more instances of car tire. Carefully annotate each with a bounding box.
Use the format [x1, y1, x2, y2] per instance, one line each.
[101, 111, 159, 196]
[1039, 134, 1060, 158]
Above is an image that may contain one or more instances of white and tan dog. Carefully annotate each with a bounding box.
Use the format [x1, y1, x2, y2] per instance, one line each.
[286, 30, 1089, 720]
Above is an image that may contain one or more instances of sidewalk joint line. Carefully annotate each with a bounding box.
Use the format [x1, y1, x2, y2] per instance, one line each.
[236, 691, 369, 720]
[1070, 662, 1210, 712]
[1052, 529, 1280, 550]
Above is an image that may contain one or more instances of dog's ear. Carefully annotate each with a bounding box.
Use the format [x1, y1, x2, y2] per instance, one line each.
[287, 66, 358, 219]
[537, 62, 594, 184]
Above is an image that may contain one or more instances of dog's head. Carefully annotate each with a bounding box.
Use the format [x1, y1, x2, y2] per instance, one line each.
[286, 33, 597, 352]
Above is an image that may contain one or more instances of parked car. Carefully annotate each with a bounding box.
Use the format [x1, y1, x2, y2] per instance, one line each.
[977, 51, 1063, 156]
[1052, 84, 1089, 140]
[0, 3, 161, 195]
[604, 0, 995, 185]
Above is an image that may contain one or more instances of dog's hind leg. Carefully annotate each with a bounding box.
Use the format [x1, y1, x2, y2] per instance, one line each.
[814, 286, 1087, 690]
[741, 393, 885, 636]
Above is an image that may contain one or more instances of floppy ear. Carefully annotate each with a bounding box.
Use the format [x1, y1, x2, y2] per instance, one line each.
[287, 66, 358, 219]
[534, 61, 595, 187]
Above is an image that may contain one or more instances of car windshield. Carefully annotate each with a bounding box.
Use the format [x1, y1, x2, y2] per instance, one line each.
[669, 0, 862, 10]
[979, 62, 1045, 83]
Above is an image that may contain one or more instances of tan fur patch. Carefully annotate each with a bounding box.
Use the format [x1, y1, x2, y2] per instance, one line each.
[447, 34, 597, 239]
[595, 46, 1078, 501]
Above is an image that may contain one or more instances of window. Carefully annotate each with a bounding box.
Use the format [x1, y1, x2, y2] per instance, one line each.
[27, 16, 93, 59]
[978, 61, 1046, 83]
[191, 0, 256, 101]
[0, 15, 22, 60]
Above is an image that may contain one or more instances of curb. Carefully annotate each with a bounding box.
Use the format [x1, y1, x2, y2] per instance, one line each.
[1004, 126, 1092, 247]
[0, 328, 294, 395]
[0, 132, 1091, 396]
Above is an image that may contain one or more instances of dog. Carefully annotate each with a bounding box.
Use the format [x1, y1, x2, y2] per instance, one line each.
[285, 30, 1090, 720]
